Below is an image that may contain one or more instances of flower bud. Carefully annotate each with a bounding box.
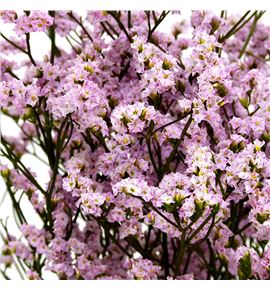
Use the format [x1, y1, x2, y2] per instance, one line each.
[239, 97, 249, 109]
[162, 59, 173, 70]
[1, 168, 10, 179]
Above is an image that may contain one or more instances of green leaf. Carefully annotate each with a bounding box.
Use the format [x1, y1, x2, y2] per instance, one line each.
[256, 213, 269, 224]
[238, 251, 252, 280]
[239, 97, 249, 109]
[163, 203, 176, 213]
[146, 120, 155, 138]
[190, 199, 206, 222]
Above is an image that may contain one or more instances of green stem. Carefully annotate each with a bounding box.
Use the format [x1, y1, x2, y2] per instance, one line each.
[219, 11, 251, 42]
[187, 207, 219, 243]
[68, 12, 93, 41]
[128, 11, 132, 29]
[0, 33, 28, 54]
[100, 22, 116, 40]
[174, 230, 186, 277]
[48, 11, 57, 65]
[25, 33, 36, 66]
[108, 11, 132, 43]
[239, 11, 264, 58]
[1, 138, 45, 194]
[162, 232, 169, 278]
[162, 110, 193, 176]
[148, 11, 170, 41]
[131, 194, 179, 229]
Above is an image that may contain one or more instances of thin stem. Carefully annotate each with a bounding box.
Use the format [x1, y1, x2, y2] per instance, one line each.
[65, 36, 80, 54]
[48, 11, 57, 64]
[174, 230, 186, 277]
[162, 232, 169, 278]
[1, 138, 45, 194]
[101, 22, 116, 40]
[147, 11, 170, 42]
[151, 110, 192, 136]
[219, 11, 251, 42]
[162, 110, 193, 175]
[128, 11, 132, 29]
[146, 137, 160, 179]
[239, 11, 265, 58]
[131, 194, 179, 229]
[5, 68, 20, 80]
[0, 33, 28, 54]
[107, 11, 133, 43]
[225, 11, 257, 39]
[25, 33, 36, 66]
[68, 12, 93, 41]
[187, 207, 219, 243]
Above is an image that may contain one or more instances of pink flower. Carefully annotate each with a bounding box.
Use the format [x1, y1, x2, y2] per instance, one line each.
[15, 11, 53, 35]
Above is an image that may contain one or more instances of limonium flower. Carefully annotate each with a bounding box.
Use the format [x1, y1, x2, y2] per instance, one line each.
[1, 10, 270, 280]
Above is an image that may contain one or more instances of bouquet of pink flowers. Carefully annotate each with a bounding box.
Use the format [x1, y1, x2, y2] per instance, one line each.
[1, 10, 270, 280]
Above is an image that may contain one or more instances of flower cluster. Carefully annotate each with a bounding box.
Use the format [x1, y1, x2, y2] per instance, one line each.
[14, 11, 53, 35]
[1, 10, 270, 280]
